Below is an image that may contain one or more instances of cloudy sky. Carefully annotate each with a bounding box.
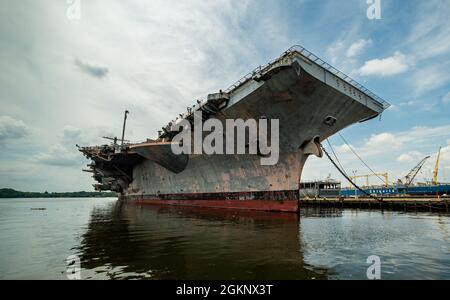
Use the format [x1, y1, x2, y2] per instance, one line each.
[1, 0, 449, 192]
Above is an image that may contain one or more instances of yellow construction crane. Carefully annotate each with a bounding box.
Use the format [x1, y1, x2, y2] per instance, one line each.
[432, 147, 442, 185]
[348, 173, 389, 188]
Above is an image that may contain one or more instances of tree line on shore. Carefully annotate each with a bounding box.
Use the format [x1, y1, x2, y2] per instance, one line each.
[0, 188, 117, 198]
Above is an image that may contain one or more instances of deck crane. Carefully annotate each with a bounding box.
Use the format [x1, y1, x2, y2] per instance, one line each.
[398, 156, 430, 187]
[432, 147, 442, 185]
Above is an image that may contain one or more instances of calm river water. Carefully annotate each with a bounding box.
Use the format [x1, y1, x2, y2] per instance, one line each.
[0, 198, 449, 280]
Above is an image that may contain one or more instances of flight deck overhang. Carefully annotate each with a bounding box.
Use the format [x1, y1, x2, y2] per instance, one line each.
[225, 46, 389, 116]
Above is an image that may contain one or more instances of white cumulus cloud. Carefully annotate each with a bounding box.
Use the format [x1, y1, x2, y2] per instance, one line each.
[397, 151, 424, 163]
[366, 132, 403, 149]
[0, 116, 30, 142]
[34, 126, 88, 167]
[326, 41, 345, 65]
[397, 153, 414, 163]
[346, 39, 372, 58]
[357, 52, 411, 77]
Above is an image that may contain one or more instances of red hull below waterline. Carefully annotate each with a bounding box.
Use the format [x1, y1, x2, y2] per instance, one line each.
[128, 199, 299, 213]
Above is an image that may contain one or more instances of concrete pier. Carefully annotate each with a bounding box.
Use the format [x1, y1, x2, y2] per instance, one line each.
[299, 196, 450, 212]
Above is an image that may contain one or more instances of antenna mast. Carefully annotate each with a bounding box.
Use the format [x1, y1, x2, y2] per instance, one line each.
[121, 110, 130, 148]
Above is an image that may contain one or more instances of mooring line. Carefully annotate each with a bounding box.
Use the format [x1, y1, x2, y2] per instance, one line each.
[326, 139, 348, 177]
[338, 133, 386, 185]
[320, 143, 383, 202]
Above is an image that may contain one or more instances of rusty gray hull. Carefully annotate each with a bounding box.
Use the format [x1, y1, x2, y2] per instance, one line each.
[127, 152, 306, 196]
[124, 60, 379, 199]
[80, 47, 388, 211]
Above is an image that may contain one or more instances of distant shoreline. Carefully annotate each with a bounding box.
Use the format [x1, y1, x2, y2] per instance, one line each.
[0, 188, 117, 199]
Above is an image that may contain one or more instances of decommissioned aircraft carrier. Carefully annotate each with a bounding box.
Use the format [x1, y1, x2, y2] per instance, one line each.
[80, 45, 390, 212]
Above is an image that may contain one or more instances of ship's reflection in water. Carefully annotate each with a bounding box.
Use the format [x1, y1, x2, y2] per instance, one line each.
[75, 202, 450, 280]
[75, 202, 328, 280]
[2, 198, 447, 279]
